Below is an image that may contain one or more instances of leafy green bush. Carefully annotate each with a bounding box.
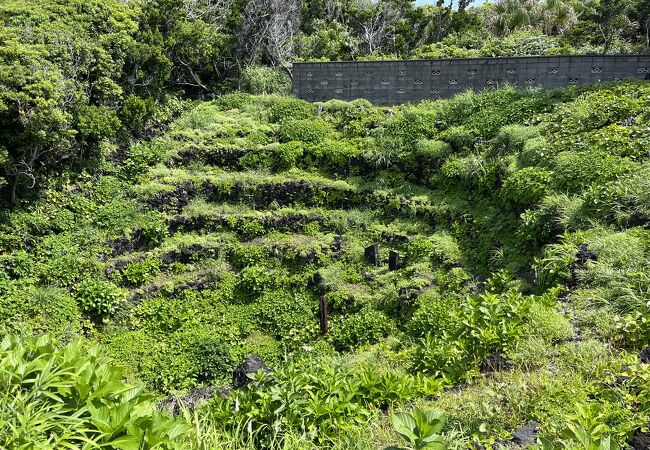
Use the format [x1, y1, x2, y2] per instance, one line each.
[206, 361, 441, 446]
[77, 105, 121, 143]
[408, 291, 457, 339]
[268, 98, 316, 124]
[518, 136, 554, 167]
[328, 309, 396, 352]
[492, 124, 540, 153]
[0, 334, 191, 448]
[121, 257, 162, 286]
[123, 140, 168, 178]
[380, 107, 439, 150]
[237, 265, 276, 299]
[390, 407, 448, 450]
[215, 92, 253, 110]
[305, 139, 363, 171]
[254, 289, 314, 337]
[321, 98, 383, 137]
[279, 118, 331, 144]
[73, 279, 126, 318]
[551, 151, 636, 194]
[440, 153, 501, 190]
[413, 291, 532, 381]
[0, 287, 80, 337]
[120, 95, 155, 131]
[414, 139, 452, 162]
[524, 302, 574, 343]
[501, 167, 552, 206]
[438, 126, 475, 152]
[242, 66, 292, 95]
[539, 403, 622, 450]
[273, 141, 304, 171]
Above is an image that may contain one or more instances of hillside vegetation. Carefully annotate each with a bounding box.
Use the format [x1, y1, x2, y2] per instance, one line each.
[2, 82, 650, 448]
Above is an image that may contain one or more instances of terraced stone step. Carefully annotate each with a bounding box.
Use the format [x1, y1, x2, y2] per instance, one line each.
[137, 173, 463, 226]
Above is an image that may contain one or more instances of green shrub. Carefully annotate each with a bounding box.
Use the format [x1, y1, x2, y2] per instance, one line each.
[493, 124, 540, 154]
[0, 334, 191, 448]
[539, 403, 622, 450]
[242, 66, 292, 95]
[268, 98, 316, 124]
[77, 105, 121, 143]
[237, 265, 275, 299]
[229, 245, 268, 269]
[73, 279, 126, 318]
[414, 139, 452, 162]
[440, 153, 501, 190]
[551, 151, 636, 194]
[305, 139, 362, 171]
[518, 136, 555, 167]
[122, 140, 168, 178]
[413, 291, 532, 381]
[119, 95, 155, 131]
[525, 302, 574, 343]
[279, 119, 331, 144]
[380, 107, 439, 149]
[254, 289, 314, 337]
[430, 233, 463, 267]
[438, 126, 475, 151]
[273, 141, 304, 171]
[215, 92, 253, 110]
[193, 337, 236, 383]
[136, 328, 239, 392]
[0, 287, 80, 337]
[322, 98, 383, 137]
[391, 408, 448, 450]
[501, 167, 552, 206]
[328, 309, 395, 352]
[408, 291, 457, 339]
[121, 257, 162, 286]
[206, 361, 440, 446]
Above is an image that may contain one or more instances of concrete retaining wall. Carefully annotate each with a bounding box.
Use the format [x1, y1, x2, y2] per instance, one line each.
[292, 55, 650, 105]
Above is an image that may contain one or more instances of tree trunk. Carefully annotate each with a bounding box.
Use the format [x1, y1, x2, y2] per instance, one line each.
[10, 174, 18, 208]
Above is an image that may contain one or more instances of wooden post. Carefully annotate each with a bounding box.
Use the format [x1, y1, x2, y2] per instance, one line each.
[364, 244, 380, 266]
[389, 250, 400, 271]
[319, 296, 328, 334]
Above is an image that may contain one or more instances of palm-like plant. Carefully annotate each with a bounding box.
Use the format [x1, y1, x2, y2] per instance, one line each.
[542, 0, 597, 35]
[486, 0, 545, 36]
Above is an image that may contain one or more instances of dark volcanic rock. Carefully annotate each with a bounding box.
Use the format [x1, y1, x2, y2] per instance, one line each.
[639, 347, 650, 364]
[330, 235, 345, 259]
[158, 386, 230, 416]
[480, 351, 510, 374]
[148, 181, 196, 212]
[628, 210, 650, 228]
[631, 429, 650, 450]
[512, 421, 540, 445]
[568, 244, 597, 287]
[160, 243, 219, 266]
[233, 355, 268, 389]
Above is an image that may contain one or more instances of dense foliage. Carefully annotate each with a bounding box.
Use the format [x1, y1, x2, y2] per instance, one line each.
[1, 0, 648, 205]
[2, 80, 650, 448]
[0, 334, 191, 448]
[2, 0, 650, 448]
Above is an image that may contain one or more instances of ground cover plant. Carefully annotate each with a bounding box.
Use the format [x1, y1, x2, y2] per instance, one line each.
[2, 80, 650, 448]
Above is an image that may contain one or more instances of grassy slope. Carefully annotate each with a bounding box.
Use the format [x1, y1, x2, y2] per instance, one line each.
[2, 84, 650, 448]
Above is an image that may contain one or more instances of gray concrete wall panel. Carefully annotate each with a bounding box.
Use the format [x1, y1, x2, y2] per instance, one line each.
[293, 55, 650, 105]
